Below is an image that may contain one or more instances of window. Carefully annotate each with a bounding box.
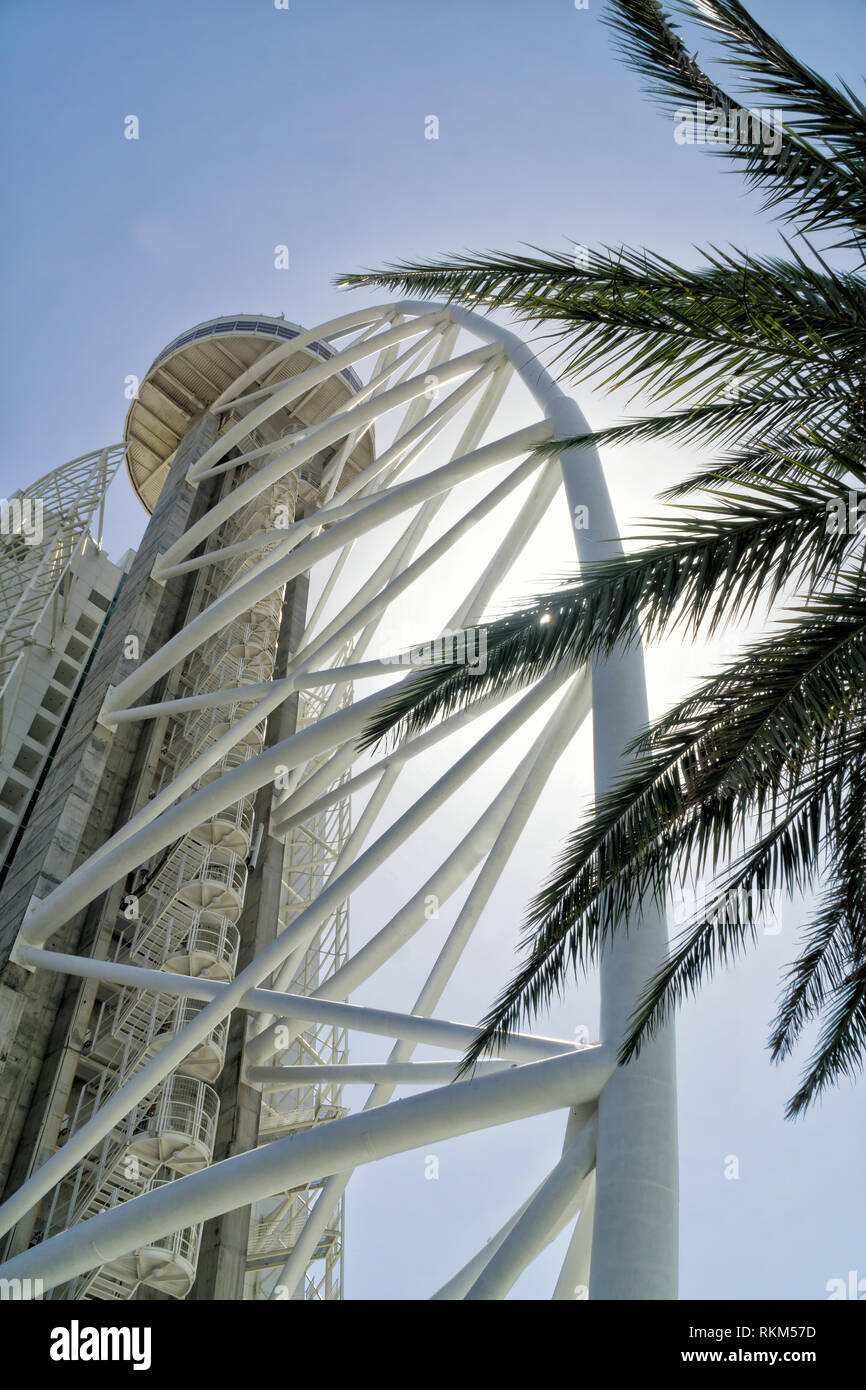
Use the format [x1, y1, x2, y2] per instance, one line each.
[27, 714, 53, 745]
[41, 687, 66, 716]
[53, 660, 77, 689]
[13, 745, 40, 778]
[64, 635, 88, 663]
[0, 776, 29, 811]
[87, 588, 111, 612]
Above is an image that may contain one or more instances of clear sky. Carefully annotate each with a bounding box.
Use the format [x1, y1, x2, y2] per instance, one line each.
[1, 0, 864, 1300]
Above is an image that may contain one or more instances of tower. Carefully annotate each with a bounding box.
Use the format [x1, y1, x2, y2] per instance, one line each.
[0, 304, 677, 1300]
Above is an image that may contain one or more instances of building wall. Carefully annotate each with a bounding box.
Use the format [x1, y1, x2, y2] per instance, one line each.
[0, 413, 221, 1255]
[0, 540, 129, 872]
[0, 324, 357, 1296]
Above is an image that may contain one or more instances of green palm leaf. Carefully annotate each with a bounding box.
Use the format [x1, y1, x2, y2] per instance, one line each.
[361, 478, 863, 752]
[347, 0, 866, 1114]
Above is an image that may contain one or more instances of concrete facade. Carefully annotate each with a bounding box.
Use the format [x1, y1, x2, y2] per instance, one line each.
[0, 540, 129, 873]
[0, 320, 355, 1296]
[0, 413, 221, 1259]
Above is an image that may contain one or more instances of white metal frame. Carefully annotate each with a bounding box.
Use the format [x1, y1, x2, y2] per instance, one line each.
[0, 446, 125, 742]
[0, 302, 677, 1300]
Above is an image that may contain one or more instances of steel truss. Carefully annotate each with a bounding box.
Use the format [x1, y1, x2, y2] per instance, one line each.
[0, 303, 677, 1300]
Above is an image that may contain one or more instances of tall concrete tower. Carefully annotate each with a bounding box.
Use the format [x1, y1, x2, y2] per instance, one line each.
[0, 317, 369, 1300]
[0, 305, 677, 1302]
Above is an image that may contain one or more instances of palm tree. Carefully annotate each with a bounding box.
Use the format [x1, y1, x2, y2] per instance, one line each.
[338, 0, 866, 1116]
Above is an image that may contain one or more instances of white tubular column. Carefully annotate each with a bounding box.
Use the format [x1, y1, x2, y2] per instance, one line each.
[0, 1046, 614, 1295]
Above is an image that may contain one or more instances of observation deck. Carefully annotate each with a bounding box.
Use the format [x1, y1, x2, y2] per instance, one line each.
[124, 314, 374, 512]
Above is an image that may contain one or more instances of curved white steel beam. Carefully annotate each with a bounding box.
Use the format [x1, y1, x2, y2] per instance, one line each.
[1, 298, 676, 1302]
[0, 1046, 615, 1296]
[464, 1119, 597, 1300]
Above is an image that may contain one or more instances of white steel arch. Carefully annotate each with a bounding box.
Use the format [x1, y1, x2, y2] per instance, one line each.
[0, 302, 677, 1300]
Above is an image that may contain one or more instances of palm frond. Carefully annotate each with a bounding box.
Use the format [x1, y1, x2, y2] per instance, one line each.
[339, 245, 866, 407]
[360, 485, 865, 752]
[682, 0, 866, 160]
[662, 427, 866, 498]
[769, 765, 866, 1112]
[456, 600, 866, 1080]
[786, 960, 866, 1115]
[531, 386, 845, 455]
[346, 0, 866, 1116]
[604, 0, 866, 241]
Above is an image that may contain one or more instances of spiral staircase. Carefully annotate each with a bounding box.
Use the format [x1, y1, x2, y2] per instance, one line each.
[0, 307, 679, 1304]
[42, 450, 298, 1299]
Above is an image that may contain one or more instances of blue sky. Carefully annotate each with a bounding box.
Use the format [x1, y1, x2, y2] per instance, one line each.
[1, 0, 865, 1300]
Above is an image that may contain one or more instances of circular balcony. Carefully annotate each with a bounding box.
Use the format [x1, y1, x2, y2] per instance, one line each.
[187, 707, 267, 766]
[187, 793, 255, 856]
[229, 478, 297, 539]
[70, 1073, 219, 1170]
[127, 1074, 220, 1168]
[74, 1175, 205, 1299]
[129, 910, 240, 982]
[163, 914, 240, 981]
[172, 846, 247, 922]
[247, 589, 284, 634]
[130, 1207, 204, 1297]
[186, 641, 275, 694]
[144, 999, 229, 1083]
[124, 314, 372, 515]
[183, 694, 261, 750]
[224, 543, 290, 592]
[223, 620, 273, 665]
[194, 740, 265, 797]
[191, 616, 273, 664]
[81, 1238, 197, 1300]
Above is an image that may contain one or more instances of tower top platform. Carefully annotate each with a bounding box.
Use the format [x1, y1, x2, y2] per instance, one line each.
[124, 315, 367, 513]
